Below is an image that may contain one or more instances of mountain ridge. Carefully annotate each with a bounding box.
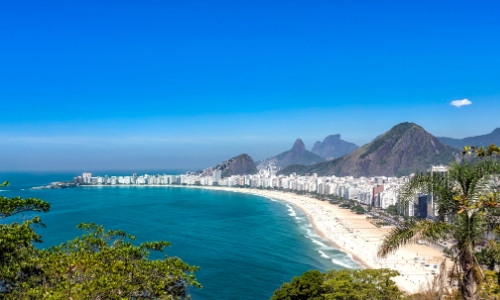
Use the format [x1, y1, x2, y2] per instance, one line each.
[438, 128, 500, 150]
[279, 122, 459, 177]
[257, 138, 325, 169]
[311, 134, 359, 160]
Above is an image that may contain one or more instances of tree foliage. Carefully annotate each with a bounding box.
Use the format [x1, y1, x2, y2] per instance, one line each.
[271, 268, 403, 300]
[350, 205, 365, 215]
[0, 181, 200, 299]
[12, 223, 200, 299]
[271, 270, 325, 300]
[0, 181, 49, 294]
[478, 270, 500, 299]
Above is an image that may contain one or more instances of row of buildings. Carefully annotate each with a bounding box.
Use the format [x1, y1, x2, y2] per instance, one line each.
[75, 166, 449, 218]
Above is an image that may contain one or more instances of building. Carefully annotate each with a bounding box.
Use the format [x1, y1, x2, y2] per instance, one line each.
[372, 185, 384, 207]
[213, 170, 222, 185]
[427, 165, 449, 219]
[416, 194, 429, 219]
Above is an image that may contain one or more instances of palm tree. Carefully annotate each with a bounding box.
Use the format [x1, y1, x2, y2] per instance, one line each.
[377, 158, 500, 300]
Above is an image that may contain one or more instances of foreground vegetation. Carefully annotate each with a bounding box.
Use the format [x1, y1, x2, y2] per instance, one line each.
[271, 269, 403, 300]
[271, 268, 500, 300]
[0, 181, 200, 299]
[378, 147, 500, 300]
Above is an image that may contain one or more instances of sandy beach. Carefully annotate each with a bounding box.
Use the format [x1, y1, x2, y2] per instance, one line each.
[81, 184, 446, 293]
[195, 186, 446, 293]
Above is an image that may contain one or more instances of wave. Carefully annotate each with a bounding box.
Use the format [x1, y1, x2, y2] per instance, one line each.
[336, 248, 355, 261]
[311, 239, 328, 248]
[306, 229, 317, 238]
[270, 198, 278, 202]
[286, 204, 297, 217]
[318, 250, 330, 259]
[331, 259, 353, 269]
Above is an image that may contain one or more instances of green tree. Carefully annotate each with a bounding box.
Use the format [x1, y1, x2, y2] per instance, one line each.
[377, 157, 500, 300]
[271, 269, 402, 300]
[0, 181, 50, 294]
[478, 270, 500, 299]
[0, 181, 200, 299]
[476, 239, 500, 271]
[271, 270, 325, 300]
[386, 205, 398, 216]
[13, 223, 200, 299]
[350, 205, 366, 215]
[323, 269, 402, 300]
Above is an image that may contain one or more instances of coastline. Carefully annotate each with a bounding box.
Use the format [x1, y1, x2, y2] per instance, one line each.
[76, 184, 445, 293]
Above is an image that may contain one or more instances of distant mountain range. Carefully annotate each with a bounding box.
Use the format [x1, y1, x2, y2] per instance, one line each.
[279, 122, 459, 177]
[311, 134, 359, 160]
[257, 139, 325, 169]
[438, 128, 500, 150]
[210, 124, 499, 178]
[205, 153, 257, 177]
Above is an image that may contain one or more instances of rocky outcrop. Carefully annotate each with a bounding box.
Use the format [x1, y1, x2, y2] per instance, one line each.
[311, 134, 358, 160]
[213, 154, 258, 177]
[258, 139, 325, 169]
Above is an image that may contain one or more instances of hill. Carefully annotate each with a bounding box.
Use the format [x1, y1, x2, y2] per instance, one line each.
[258, 139, 325, 169]
[211, 153, 258, 177]
[279, 123, 458, 177]
[438, 128, 500, 150]
[311, 134, 358, 160]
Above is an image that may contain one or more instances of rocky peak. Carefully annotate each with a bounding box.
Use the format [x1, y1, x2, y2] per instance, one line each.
[324, 134, 341, 141]
[257, 138, 325, 169]
[311, 134, 358, 159]
[292, 139, 306, 153]
[211, 153, 257, 177]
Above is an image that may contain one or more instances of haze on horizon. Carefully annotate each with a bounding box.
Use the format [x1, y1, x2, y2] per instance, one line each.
[1, 1, 499, 172]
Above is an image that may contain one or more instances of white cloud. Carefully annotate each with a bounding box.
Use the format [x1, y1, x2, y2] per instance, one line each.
[450, 99, 472, 107]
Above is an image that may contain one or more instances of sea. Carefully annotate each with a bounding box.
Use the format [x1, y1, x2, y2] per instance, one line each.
[0, 172, 359, 300]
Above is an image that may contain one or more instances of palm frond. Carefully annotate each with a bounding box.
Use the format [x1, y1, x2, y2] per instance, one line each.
[378, 220, 452, 258]
[398, 171, 459, 220]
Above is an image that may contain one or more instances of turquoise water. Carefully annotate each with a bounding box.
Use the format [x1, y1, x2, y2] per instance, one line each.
[0, 173, 359, 299]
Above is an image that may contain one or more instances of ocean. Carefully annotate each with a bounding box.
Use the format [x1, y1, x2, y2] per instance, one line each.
[0, 173, 359, 299]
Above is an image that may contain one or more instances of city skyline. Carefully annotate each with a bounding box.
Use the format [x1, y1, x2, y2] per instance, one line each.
[1, 1, 499, 171]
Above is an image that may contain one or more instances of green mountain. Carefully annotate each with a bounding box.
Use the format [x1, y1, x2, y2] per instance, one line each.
[279, 123, 458, 177]
[438, 128, 500, 150]
[258, 139, 325, 169]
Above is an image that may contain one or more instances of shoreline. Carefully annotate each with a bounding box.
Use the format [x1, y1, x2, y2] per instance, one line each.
[73, 184, 445, 293]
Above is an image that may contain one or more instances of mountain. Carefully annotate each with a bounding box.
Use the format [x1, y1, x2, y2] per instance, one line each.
[311, 134, 359, 160]
[438, 128, 500, 150]
[279, 123, 458, 177]
[211, 154, 258, 177]
[258, 139, 325, 169]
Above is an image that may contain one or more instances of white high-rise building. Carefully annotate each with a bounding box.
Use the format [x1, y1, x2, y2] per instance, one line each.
[213, 170, 222, 184]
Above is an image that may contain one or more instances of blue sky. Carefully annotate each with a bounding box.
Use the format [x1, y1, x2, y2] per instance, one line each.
[1, 0, 499, 171]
